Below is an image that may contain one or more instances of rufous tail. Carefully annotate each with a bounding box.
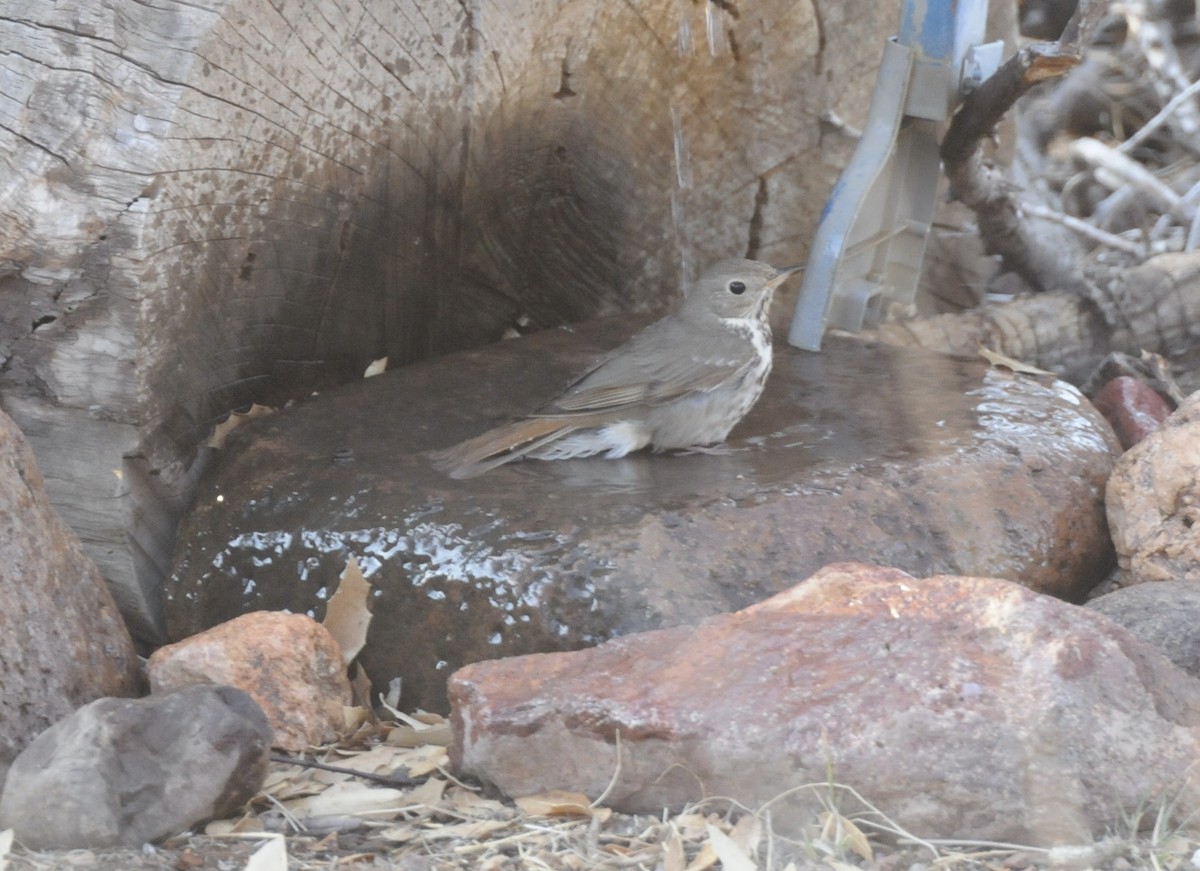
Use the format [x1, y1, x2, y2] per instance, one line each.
[430, 417, 581, 479]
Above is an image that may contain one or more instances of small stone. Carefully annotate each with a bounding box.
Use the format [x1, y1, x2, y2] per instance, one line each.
[0, 685, 271, 849]
[450, 562, 1200, 846]
[1091, 376, 1173, 449]
[1107, 390, 1200, 584]
[148, 611, 350, 751]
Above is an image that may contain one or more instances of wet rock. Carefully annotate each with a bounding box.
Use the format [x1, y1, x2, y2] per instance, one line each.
[0, 409, 141, 782]
[1088, 580, 1200, 678]
[167, 322, 1119, 710]
[0, 685, 271, 849]
[1107, 390, 1200, 584]
[1091, 376, 1173, 449]
[148, 611, 350, 751]
[449, 562, 1200, 846]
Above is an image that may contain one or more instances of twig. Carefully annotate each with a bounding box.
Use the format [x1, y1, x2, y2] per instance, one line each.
[1119, 76, 1200, 155]
[1021, 202, 1146, 254]
[590, 729, 623, 808]
[941, 0, 1119, 296]
[269, 753, 422, 787]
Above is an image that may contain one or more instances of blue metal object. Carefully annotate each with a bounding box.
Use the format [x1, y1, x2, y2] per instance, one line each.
[788, 0, 1002, 351]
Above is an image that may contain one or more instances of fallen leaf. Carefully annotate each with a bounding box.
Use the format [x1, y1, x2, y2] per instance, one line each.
[978, 346, 1054, 376]
[377, 822, 421, 844]
[387, 720, 453, 748]
[323, 557, 373, 665]
[516, 789, 596, 818]
[342, 705, 370, 733]
[705, 823, 757, 871]
[420, 818, 513, 842]
[684, 840, 718, 871]
[207, 403, 275, 449]
[818, 811, 873, 862]
[407, 777, 448, 807]
[728, 814, 763, 856]
[663, 829, 686, 871]
[364, 357, 388, 378]
[284, 781, 407, 820]
[206, 814, 266, 836]
[349, 664, 375, 712]
[395, 743, 449, 777]
[242, 835, 287, 871]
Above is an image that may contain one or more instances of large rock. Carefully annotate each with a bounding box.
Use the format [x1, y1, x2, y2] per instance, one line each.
[148, 610, 351, 751]
[0, 409, 141, 782]
[1088, 580, 1200, 678]
[1107, 390, 1200, 584]
[449, 563, 1200, 846]
[167, 325, 1119, 710]
[0, 685, 271, 849]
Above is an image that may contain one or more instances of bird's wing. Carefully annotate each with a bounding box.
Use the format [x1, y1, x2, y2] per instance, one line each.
[539, 320, 756, 415]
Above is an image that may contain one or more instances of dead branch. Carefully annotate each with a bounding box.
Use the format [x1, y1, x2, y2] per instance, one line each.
[940, 0, 1113, 298]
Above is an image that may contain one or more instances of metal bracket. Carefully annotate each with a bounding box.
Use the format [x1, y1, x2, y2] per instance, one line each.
[788, 0, 1002, 351]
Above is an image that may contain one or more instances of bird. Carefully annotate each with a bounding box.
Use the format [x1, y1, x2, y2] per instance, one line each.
[432, 259, 803, 478]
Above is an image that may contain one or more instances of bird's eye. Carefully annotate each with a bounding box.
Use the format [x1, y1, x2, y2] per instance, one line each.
[728, 280, 746, 295]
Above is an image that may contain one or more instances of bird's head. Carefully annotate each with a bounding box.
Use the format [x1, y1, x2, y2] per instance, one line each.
[686, 259, 804, 320]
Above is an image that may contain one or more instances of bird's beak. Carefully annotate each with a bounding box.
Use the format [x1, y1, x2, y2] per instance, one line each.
[766, 264, 804, 290]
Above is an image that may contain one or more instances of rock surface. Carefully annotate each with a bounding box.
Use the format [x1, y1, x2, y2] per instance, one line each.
[450, 563, 1200, 846]
[0, 408, 141, 782]
[1091, 375, 1173, 449]
[167, 325, 1119, 710]
[1088, 580, 1200, 678]
[0, 685, 271, 849]
[148, 611, 350, 751]
[1107, 389, 1200, 584]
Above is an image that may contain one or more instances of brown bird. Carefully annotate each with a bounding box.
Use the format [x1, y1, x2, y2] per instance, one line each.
[433, 259, 803, 478]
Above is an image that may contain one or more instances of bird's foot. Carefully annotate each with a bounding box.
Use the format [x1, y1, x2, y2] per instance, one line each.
[673, 443, 742, 456]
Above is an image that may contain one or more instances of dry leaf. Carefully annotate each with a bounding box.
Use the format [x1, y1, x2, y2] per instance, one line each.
[378, 822, 421, 844]
[206, 815, 266, 836]
[704, 823, 757, 871]
[284, 781, 407, 820]
[684, 840, 718, 871]
[818, 811, 873, 862]
[342, 705, 370, 733]
[395, 743, 449, 777]
[978, 346, 1054, 376]
[421, 818, 513, 842]
[387, 720, 453, 748]
[516, 789, 608, 819]
[242, 835, 287, 871]
[364, 357, 388, 378]
[663, 829, 686, 871]
[207, 403, 275, 449]
[728, 814, 763, 856]
[406, 777, 448, 807]
[323, 557, 373, 664]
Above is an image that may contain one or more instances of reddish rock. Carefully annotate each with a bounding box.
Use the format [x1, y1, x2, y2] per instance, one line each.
[1092, 376, 1173, 449]
[450, 563, 1200, 846]
[148, 611, 350, 750]
[1107, 390, 1200, 585]
[0, 409, 141, 778]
